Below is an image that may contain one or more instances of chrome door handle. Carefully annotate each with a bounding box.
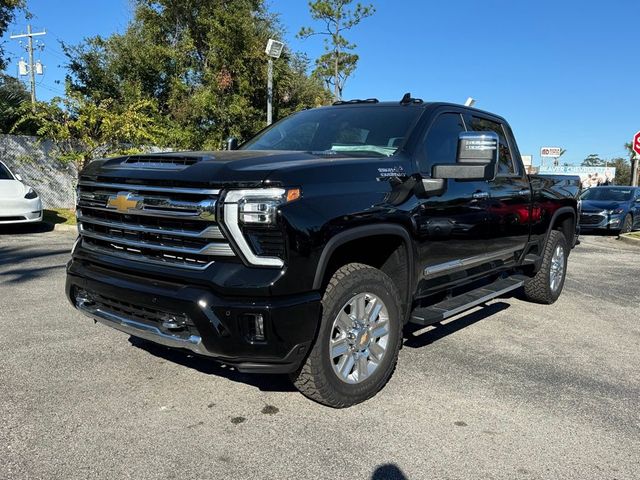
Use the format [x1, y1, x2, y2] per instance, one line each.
[516, 189, 531, 197]
[472, 191, 490, 199]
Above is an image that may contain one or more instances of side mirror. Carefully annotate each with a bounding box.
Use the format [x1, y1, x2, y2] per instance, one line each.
[15, 173, 22, 182]
[432, 132, 499, 181]
[226, 137, 239, 150]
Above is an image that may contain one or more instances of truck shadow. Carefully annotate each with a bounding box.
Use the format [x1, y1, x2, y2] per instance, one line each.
[0, 222, 55, 235]
[127, 336, 296, 392]
[403, 301, 511, 348]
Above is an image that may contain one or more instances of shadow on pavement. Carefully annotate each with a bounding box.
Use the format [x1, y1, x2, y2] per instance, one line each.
[372, 464, 408, 480]
[0, 222, 55, 235]
[403, 301, 511, 348]
[128, 336, 297, 393]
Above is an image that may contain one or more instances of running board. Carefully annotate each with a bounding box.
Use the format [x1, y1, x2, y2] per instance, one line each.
[410, 275, 528, 326]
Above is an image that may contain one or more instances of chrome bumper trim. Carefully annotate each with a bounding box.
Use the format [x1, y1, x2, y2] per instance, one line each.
[76, 298, 213, 357]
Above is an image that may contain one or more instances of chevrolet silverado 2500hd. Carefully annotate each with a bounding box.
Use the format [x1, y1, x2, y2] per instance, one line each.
[66, 96, 579, 407]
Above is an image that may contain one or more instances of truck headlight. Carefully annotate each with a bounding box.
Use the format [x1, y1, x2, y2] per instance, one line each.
[223, 188, 300, 267]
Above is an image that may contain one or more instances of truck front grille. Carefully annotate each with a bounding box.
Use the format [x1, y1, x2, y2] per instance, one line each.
[77, 179, 235, 269]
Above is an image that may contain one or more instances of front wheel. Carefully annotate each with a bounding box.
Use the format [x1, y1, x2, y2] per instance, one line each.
[620, 214, 633, 234]
[291, 263, 402, 408]
[523, 230, 568, 304]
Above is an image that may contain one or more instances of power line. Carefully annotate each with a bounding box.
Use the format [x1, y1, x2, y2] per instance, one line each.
[10, 24, 47, 108]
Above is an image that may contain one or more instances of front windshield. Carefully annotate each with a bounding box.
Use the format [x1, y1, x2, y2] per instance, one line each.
[0, 162, 14, 180]
[581, 187, 633, 201]
[242, 106, 422, 157]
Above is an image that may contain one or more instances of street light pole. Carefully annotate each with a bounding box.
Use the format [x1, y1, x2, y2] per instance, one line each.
[264, 39, 284, 127]
[267, 57, 273, 126]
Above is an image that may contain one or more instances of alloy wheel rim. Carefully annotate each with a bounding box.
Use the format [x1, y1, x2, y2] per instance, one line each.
[329, 292, 390, 384]
[549, 244, 565, 292]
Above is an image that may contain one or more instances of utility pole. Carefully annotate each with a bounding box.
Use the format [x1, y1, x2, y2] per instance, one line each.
[11, 24, 46, 108]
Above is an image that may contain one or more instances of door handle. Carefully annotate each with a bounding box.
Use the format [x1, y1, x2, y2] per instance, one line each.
[472, 191, 490, 199]
[516, 189, 531, 197]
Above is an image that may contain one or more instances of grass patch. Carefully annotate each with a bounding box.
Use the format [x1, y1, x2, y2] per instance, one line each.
[627, 232, 640, 239]
[43, 208, 77, 225]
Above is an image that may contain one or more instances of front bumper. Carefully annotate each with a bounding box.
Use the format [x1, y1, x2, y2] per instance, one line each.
[66, 260, 321, 373]
[579, 212, 624, 231]
[0, 197, 43, 224]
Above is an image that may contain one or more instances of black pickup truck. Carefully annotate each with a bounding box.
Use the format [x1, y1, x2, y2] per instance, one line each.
[66, 96, 579, 407]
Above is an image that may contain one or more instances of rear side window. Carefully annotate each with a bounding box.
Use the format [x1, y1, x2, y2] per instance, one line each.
[422, 113, 466, 172]
[468, 116, 515, 175]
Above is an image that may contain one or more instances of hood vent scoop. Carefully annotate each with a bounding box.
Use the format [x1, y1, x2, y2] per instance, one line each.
[118, 154, 211, 170]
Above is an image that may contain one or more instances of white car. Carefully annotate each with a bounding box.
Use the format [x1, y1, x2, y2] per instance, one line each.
[0, 161, 43, 224]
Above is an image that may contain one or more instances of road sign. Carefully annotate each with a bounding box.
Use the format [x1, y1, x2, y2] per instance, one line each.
[633, 131, 640, 157]
[540, 147, 562, 158]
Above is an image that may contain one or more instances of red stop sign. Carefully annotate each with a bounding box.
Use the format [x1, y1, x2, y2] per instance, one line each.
[634, 131, 640, 156]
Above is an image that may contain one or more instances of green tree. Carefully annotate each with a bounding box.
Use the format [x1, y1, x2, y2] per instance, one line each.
[0, 0, 25, 69]
[607, 157, 631, 186]
[298, 0, 375, 101]
[13, 91, 167, 171]
[63, 0, 331, 149]
[581, 153, 605, 167]
[0, 72, 35, 133]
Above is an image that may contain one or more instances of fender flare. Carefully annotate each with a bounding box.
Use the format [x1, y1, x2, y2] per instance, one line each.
[544, 206, 577, 248]
[312, 223, 415, 307]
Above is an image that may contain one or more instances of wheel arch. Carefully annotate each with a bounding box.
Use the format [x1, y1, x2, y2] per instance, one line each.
[312, 224, 415, 321]
[545, 206, 577, 248]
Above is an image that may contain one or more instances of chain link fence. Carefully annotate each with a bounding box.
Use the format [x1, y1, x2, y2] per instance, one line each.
[0, 134, 78, 209]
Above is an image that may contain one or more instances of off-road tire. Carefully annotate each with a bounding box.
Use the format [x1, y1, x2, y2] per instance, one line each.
[291, 263, 402, 408]
[523, 230, 568, 304]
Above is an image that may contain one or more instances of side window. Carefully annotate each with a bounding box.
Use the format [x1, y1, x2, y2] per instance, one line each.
[468, 116, 515, 175]
[422, 113, 466, 172]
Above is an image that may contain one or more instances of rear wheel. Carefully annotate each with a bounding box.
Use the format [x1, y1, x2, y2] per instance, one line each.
[291, 263, 402, 408]
[523, 230, 568, 304]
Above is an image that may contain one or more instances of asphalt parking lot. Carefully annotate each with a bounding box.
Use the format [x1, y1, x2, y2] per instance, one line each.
[1, 229, 639, 480]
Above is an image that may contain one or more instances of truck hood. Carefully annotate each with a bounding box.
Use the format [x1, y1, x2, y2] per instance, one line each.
[81, 150, 377, 187]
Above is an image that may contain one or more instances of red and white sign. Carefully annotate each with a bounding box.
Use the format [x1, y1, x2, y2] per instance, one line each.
[633, 131, 640, 157]
[540, 147, 562, 158]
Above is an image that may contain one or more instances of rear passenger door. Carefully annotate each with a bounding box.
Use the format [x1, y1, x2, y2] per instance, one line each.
[465, 114, 531, 254]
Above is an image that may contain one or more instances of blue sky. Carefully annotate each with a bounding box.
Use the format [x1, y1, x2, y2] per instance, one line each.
[3, 0, 639, 165]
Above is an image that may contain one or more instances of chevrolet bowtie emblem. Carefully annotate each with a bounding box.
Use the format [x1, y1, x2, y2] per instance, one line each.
[106, 192, 142, 213]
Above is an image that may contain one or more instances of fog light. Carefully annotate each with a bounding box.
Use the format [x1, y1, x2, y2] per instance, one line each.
[75, 288, 94, 307]
[245, 313, 266, 342]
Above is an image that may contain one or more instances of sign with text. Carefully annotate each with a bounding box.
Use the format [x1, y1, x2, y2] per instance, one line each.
[540, 147, 563, 158]
[539, 165, 616, 182]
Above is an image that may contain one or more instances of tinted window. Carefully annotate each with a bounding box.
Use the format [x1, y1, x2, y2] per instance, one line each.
[469, 116, 514, 175]
[0, 163, 14, 180]
[242, 106, 422, 157]
[422, 113, 466, 171]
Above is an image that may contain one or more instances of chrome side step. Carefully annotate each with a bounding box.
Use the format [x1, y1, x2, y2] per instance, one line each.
[410, 275, 527, 326]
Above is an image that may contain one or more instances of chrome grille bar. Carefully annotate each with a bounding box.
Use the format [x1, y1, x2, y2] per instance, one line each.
[78, 180, 220, 195]
[77, 214, 224, 239]
[79, 227, 235, 256]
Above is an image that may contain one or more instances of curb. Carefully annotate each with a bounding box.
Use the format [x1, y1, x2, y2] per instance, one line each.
[51, 223, 78, 233]
[618, 233, 640, 247]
